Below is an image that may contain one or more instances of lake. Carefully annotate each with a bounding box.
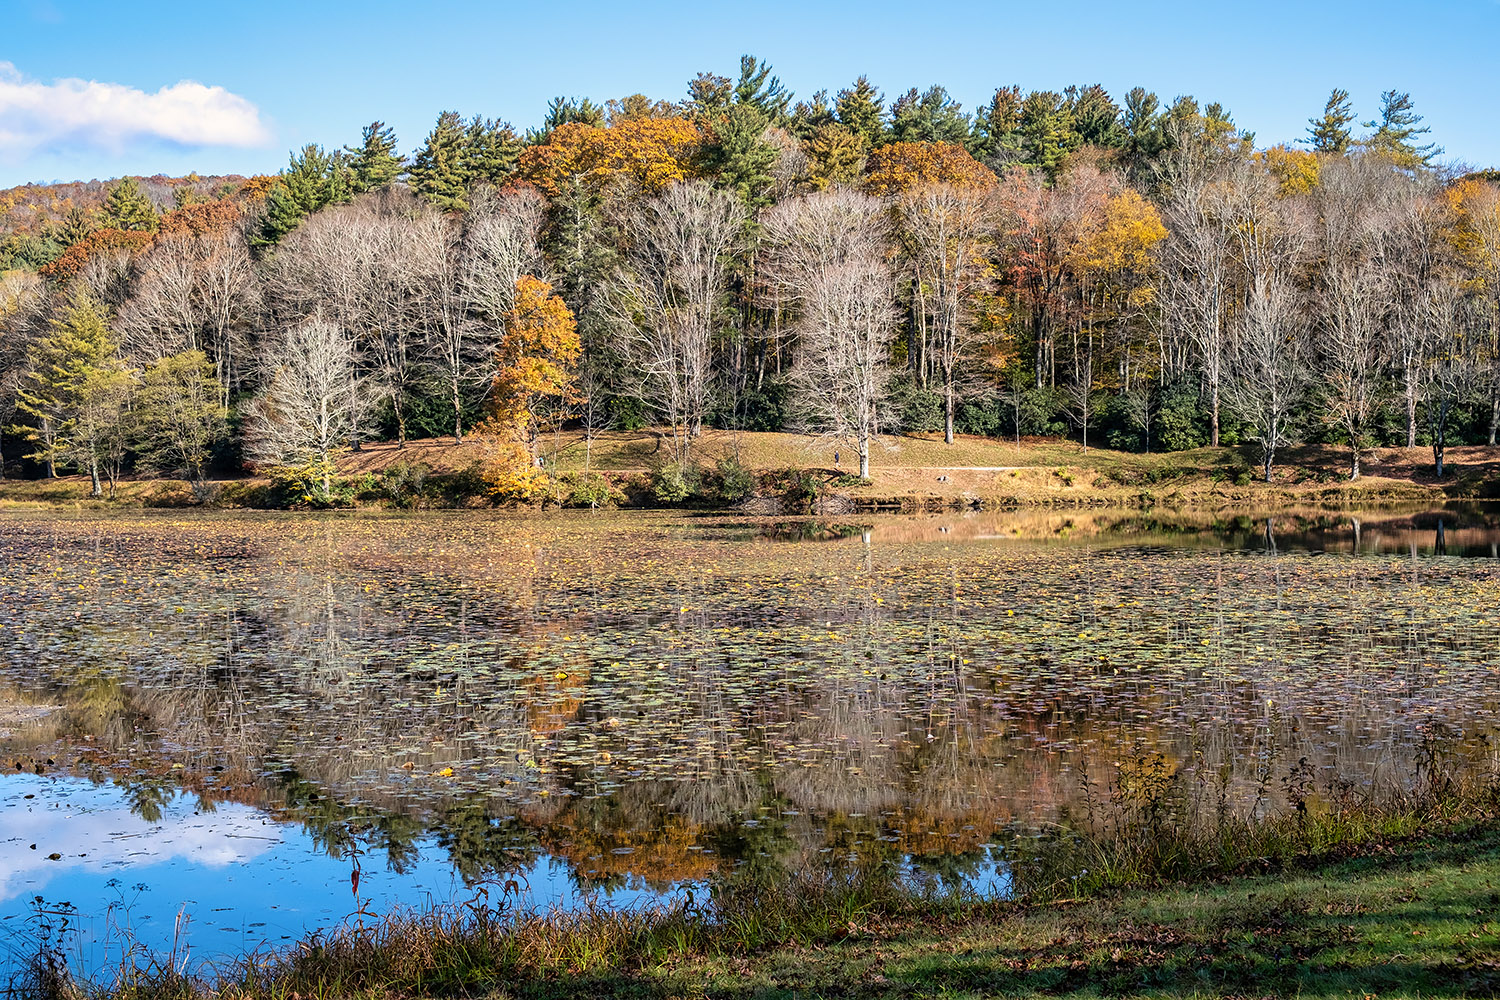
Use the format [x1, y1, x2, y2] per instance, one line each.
[2, 505, 1497, 975]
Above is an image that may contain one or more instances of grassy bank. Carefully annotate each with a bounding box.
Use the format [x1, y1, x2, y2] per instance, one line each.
[14, 789, 1498, 999]
[4, 430, 1495, 511]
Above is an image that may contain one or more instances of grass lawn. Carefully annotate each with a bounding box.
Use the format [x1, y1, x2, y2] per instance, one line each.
[495, 824, 1500, 998]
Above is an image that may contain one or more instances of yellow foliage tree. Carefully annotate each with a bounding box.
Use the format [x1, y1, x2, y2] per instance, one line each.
[862, 141, 995, 196]
[516, 118, 702, 197]
[482, 276, 581, 502]
[1258, 144, 1321, 198]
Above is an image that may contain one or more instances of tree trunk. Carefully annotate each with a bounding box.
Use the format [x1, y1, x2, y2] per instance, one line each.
[859, 437, 870, 479]
[90, 457, 102, 498]
[944, 378, 955, 445]
[1210, 381, 1221, 448]
[452, 378, 464, 444]
[1263, 447, 1274, 483]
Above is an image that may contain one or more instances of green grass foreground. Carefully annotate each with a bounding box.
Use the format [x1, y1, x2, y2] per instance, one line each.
[14, 819, 1499, 1000]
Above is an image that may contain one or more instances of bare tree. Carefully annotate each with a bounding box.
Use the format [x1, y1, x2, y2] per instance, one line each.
[1223, 273, 1311, 482]
[117, 229, 256, 405]
[608, 180, 744, 465]
[1161, 164, 1243, 447]
[244, 318, 364, 497]
[445, 185, 548, 442]
[896, 182, 995, 444]
[763, 188, 899, 477]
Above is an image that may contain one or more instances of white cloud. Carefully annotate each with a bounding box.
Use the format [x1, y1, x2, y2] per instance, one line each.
[0, 62, 272, 164]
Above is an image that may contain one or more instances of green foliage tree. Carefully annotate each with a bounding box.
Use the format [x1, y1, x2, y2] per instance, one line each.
[408, 111, 471, 211]
[134, 349, 229, 491]
[529, 96, 606, 144]
[733, 54, 792, 124]
[1306, 88, 1357, 154]
[789, 89, 836, 140]
[703, 104, 778, 207]
[889, 86, 970, 145]
[101, 177, 158, 232]
[344, 121, 405, 193]
[1364, 90, 1441, 168]
[463, 117, 522, 186]
[804, 123, 864, 189]
[1018, 90, 1078, 179]
[1065, 84, 1124, 147]
[15, 290, 132, 495]
[256, 144, 349, 248]
[835, 76, 885, 149]
[967, 85, 1023, 162]
[1120, 87, 1168, 178]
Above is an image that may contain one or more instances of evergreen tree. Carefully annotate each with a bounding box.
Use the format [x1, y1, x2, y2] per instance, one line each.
[968, 85, 1023, 162]
[805, 123, 865, 189]
[733, 54, 792, 124]
[55, 205, 98, 247]
[345, 121, 405, 193]
[101, 177, 158, 232]
[463, 117, 522, 186]
[1064, 84, 1124, 147]
[889, 86, 970, 145]
[1365, 90, 1441, 168]
[1305, 88, 1356, 154]
[408, 111, 472, 211]
[16, 290, 131, 494]
[529, 97, 606, 143]
[835, 76, 886, 149]
[1121, 87, 1168, 176]
[1018, 90, 1077, 179]
[685, 73, 733, 116]
[789, 90, 836, 140]
[256, 144, 347, 248]
[704, 104, 778, 207]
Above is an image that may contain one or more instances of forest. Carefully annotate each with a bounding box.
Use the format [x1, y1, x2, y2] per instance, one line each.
[2, 55, 1498, 500]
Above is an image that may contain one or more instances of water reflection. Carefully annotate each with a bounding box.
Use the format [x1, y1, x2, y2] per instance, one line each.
[0, 506, 1496, 970]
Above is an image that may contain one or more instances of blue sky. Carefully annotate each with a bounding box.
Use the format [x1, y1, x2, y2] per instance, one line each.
[4, 0, 1497, 186]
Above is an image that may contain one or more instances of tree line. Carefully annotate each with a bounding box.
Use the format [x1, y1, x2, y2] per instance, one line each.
[2, 56, 1498, 498]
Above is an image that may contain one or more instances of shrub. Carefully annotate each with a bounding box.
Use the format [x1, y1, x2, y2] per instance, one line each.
[712, 456, 755, 502]
[649, 463, 693, 504]
[380, 461, 430, 509]
[265, 458, 365, 509]
[560, 472, 625, 508]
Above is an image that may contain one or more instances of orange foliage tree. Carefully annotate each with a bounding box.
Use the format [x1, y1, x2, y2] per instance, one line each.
[482, 276, 581, 501]
[157, 199, 243, 237]
[863, 141, 995, 196]
[37, 228, 154, 284]
[516, 118, 702, 197]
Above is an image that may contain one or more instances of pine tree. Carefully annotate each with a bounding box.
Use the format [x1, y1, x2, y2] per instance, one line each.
[1121, 87, 1168, 178]
[889, 86, 970, 146]
[16, 290, 131, 494]
[345, 121, 405, 193]
[1305, 88, 1356, 154]
[101, 177, 158, 232]
[805, 123, 865, 189]
[408, 111, 471, 211]
[529, 97, 606, 143]
[968, 86, 1023, 162]
[704, 104, 778, 207]
[835, 76, 886, 149]
[733, 55, 792, 124]
[256, 144, 346, 248]
[1065, 84, 1124, 148]
[462, 117, 522, 187]
[1019, 90, 1077, 180]
[1365, 90, 1441, 168]
[789, 90, 835, 140]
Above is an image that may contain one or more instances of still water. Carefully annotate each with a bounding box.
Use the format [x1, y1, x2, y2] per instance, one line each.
[1, 506, 1497, 975]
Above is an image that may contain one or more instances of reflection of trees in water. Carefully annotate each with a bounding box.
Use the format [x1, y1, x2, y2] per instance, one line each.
[4, 512, 1499, 892]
